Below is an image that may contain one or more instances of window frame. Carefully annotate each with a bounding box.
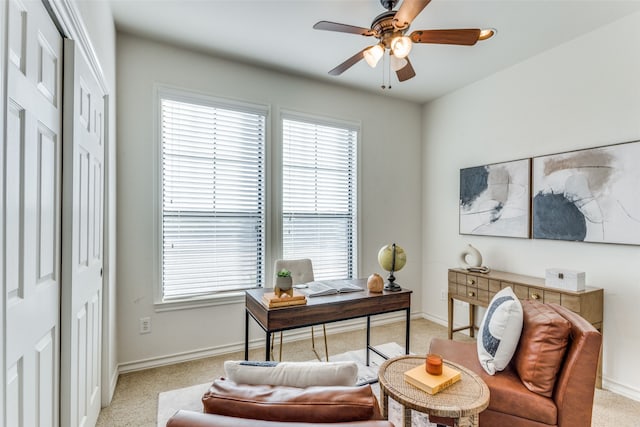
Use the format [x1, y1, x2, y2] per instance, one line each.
[153, 85, 271, 310]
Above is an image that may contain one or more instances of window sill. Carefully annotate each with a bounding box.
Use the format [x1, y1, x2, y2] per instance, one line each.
[154, 291, 247, 313]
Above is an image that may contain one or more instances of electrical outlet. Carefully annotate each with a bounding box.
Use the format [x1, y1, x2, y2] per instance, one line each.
[440, 290, 446, 301]
[139, 317, 151, 334]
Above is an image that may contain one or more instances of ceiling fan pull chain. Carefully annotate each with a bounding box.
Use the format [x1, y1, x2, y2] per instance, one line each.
[387, 52, 392, 89]
[381, 52, 386, 89]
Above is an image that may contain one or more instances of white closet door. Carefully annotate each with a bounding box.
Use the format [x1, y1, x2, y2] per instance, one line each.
[60, 39, 104, 427]
[5, 0, 63, 426]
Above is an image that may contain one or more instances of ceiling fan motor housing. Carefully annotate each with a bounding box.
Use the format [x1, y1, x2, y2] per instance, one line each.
[371, 11, 407, 49]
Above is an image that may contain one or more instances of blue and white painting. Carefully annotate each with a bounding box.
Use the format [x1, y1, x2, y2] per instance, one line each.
[459, 159, 530, 238]
[532, 141, 640, 244]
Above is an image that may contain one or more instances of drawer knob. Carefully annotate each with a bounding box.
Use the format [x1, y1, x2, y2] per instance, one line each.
[531, 293, 540, 300]
[468, 291, 475, 297]
[467, 279, 475, 285]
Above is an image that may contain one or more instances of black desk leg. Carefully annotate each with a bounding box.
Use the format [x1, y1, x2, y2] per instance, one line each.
[366, 315, 371, 366]
[265, 332, 271, 361]
[244, 309, 249, 360]
[405, 307, 410, 355]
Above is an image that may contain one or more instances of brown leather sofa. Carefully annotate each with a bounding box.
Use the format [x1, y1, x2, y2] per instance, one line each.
[165, 379, 394, 427]
[429, 302, 602, 427]
[166, 411, 394, 427]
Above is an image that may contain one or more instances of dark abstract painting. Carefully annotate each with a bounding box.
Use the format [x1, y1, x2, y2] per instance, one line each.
[459, 159, 530, 238]
[532, 141, 640, 244]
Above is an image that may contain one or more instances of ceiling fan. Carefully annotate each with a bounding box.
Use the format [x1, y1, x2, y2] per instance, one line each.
[313, 0, 495, 83]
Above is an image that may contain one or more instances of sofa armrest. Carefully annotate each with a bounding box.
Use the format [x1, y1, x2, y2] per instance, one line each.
[166, 410, 395, 427]
[549, 304, 602, 427]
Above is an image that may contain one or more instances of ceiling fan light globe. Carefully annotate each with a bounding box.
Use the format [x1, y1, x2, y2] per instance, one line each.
[390, 55, 408, 71]
[364, 44, 384, 68]
[391, 36, 412, 58]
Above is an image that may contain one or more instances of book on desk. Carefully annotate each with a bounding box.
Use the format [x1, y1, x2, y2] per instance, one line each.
[297, 279, 364, 297]
[404, 363, 461, 395]
[262, 291, 307, 308]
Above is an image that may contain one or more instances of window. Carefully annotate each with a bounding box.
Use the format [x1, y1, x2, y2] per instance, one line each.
[159, 91, 266, 301]
[282, 116, 358, 279]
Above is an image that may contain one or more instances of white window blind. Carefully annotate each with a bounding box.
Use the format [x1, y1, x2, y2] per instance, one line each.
[282, 117, 358, 280]
[160, 95, 266, 300]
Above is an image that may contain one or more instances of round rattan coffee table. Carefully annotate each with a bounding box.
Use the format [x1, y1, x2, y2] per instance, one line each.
[378, 355, 489, 427]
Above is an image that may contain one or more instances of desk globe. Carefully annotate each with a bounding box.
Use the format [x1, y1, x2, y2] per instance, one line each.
[377, 243, 406, 292]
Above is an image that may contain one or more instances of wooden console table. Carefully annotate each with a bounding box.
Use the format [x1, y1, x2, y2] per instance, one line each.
[448, 268, 604, 386]
[447, 268, 603, 338]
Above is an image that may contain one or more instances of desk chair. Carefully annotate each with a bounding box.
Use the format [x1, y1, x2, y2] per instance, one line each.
[272, 258, 329, 362]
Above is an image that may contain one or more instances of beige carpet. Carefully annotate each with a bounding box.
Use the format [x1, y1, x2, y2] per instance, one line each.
[96, 318, 640, 426]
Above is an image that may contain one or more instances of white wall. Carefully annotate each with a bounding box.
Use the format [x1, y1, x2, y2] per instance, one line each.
[421, 11, 640, 400]
[116, 33, 423, 368]
[72, 0, 118, 404]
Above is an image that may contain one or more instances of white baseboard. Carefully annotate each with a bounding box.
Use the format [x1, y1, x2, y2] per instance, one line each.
[118, 311, 421, 374]
[602, 376, 640, 402]
[118, 341, 244, 374]
[108, 367, 118, 404]
[420, 312, 447, 327]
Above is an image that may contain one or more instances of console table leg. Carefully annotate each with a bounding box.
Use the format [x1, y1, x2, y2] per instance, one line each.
[469, 304, 475, 338]
[366, 316, 371, 366]
[448, 297, 454, 340]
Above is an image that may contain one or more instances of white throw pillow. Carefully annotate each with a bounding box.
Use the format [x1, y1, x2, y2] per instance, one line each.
[223, 360, 358, 388]
[477, 286, 523, 375]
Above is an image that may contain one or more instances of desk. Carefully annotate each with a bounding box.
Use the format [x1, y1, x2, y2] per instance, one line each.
[244, 280, 411, 364]
[378, 355, 489, 427]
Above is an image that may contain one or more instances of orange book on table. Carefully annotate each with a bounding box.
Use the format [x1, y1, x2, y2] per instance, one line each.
[404, 363, 461, 395]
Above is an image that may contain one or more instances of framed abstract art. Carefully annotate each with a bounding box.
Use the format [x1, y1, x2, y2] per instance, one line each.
[459, 159, 531, 238]
[532, 140, 640, 245]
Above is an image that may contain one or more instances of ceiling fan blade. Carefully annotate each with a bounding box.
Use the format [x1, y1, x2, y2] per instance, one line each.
[393, 0, 432, 30]
[396, 57, 416, 82]
[313, 21, 377, 37]
[410, 29, 482, 46]
[328, 47, 369, 76]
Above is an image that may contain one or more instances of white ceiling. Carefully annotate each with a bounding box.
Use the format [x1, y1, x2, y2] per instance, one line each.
[109, 0, 640, 103]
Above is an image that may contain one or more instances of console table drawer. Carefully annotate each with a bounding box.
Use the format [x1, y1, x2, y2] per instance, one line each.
[533, 289, 561, 304]
[449, 282, 484, 302]
[477, 289, 489, 303]
[454, 272, 489, 289]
